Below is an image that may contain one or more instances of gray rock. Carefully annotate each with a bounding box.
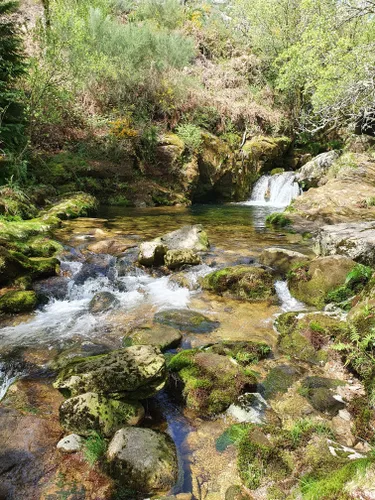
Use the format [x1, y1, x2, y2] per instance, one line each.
[89, 291, 120, 314]
[259, 247, 309, 275]
[138, 225, 209, 267]
[56, 434, 83, 453]
[106, 427, 178, 493]
[313, 221, 375, 265]
[296, 151, 340, 189]
[53, 345, 167, 398]
[164, 249, 201, 270]
[129, 324, 182, 351]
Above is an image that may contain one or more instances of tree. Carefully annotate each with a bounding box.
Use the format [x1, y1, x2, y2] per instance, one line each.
[0, 0, 26, 155]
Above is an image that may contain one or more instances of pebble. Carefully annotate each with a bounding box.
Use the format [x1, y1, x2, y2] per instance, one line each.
[56, 434, 83, 454]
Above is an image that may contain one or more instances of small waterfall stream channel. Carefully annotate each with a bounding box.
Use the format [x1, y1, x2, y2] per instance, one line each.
[0, 173, 310, 499]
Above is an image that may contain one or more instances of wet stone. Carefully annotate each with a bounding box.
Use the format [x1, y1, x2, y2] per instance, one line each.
[154, 309, 220, 333]
[56, 433, 83, 453]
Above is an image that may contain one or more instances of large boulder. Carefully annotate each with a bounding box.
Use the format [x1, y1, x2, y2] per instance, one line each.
[201, 266, 275, 301]
[0, 247, 59, 286]
[289, 153, 375, 223]
[59, 392, 144, 436]
[138, 224, 209, 267]
[53, 345, 167, 398]
[295, 151, 340, 189]
[259, 247, 310, 275]
[242, 136, 291, 175]
[288, 255, 356, 308]
[106, 427, 178, 493]
[313, 221, 375, 266]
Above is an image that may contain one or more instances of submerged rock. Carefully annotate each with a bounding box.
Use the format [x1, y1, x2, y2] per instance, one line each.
[54, 345, 167, 398]
[314, 221, 375, 266]
[262, 364, 302, 399]
[59, 392, 144, 436]
[201, 265, 275, 301]
[138, 224, 209, 267]
[154, 309, 220, 333]
[89, 291, 120, 314]
[259, 247, 310, 275]
[56, 434, 83, 453]
[288, 255, 356, 308]
[106, 427, 178, 493]
[0, 291, 38, 314]
[129, 324, 182, 351]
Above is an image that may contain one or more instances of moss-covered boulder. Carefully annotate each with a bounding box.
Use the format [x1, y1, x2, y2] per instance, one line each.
[106, 427, 178, 494]
[242, 136, 291, 175]
[288, 255, 357, 308]
[201, 266, 275, 301]
[59, 392, 144, 437]
[129, 324, 182, 351]
[53, 345, 167, 398]
[167, 344, 262, 416]
[275, 312, 346, 363]
[154, 309, 220, 333]
[164, 249, 201, 270]
[0, 290, 38, 314]
[43, 192, 98, 220]
[259, 247, 310, 276]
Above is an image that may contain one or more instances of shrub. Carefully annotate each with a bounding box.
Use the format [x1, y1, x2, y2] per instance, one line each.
[83, 431, 107, 466]
[176, 124, 202, 152]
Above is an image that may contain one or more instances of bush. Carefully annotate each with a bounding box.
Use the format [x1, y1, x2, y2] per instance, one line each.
[83, 431, 107, 466]
[176, 124, 202, 152]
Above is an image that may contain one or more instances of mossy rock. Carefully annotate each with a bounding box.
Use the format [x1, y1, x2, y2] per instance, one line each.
[164, 249, 201, 270]
[154, 309, 220, 333]
[43, 192, 98, 220]
[53, 345, 167, 399]
[288, 256, 357, 308]
[262, 364, 302, 399]
[201, 266, 275, 301]
[208, 341, 271, 366]
[0, 290, 38, 314]
[259, 247, 310, 276]
[59, 392, 144, 437]
[275, 312, 346, 363]
[89, 292, 120, 314]
[168, 347, 258, 416]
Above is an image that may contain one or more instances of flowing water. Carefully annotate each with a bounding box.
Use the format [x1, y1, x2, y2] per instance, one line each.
[0, 203, 312, 497]
[242, 171, 302, 207]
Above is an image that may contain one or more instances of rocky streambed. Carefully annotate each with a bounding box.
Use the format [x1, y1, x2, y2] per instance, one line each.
[0, 199, 374, 500]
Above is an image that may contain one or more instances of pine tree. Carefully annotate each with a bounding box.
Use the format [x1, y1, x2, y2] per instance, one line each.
[0, 0, 26, 153]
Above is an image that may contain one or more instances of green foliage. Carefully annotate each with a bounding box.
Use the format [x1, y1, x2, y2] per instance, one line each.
[176, 124, 203, 152]
[133, 0, 186, 29]
[265, 212, 291, 227]
[289, 418, 333, 447]
[216, 423, 252, 452]
[326, 264, 373, 308]
[83, 431, 107, 466]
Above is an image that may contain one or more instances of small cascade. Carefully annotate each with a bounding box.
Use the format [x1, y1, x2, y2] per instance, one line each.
[275, 280, 305, 312]
[244, 172, 301, 207]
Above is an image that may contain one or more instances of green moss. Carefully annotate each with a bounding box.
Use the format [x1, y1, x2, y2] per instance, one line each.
[83, 431, 107, 466]
[0, 290, 38, 314]
[168, 347, 258, 416]
[300, 458, 373, 500]
[270, 168, 285, 176]
[266, 212, 291, 228]
[43, 192, 98, 220]
[216, 423, 254, 452]
[237, 429, 290, 490]
[262, 365, 301, 399]
[201, 266, 275, 301]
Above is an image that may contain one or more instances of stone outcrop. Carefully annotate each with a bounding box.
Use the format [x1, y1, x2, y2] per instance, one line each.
[259, 247, 310, 275]
[313, 221, 375, 265]
[295, 151, 340, 189]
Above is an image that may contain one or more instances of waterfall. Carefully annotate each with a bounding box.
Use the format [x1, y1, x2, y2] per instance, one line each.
[244, 172, 301, 207]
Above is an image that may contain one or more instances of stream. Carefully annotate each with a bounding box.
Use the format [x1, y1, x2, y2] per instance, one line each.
[0, 198, 313, 498]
